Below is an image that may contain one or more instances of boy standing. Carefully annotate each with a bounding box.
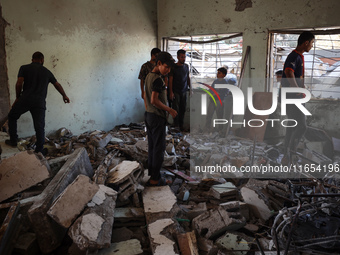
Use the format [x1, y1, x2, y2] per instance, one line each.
[144, 52, 177, 186]
[205, 67, 232, 131]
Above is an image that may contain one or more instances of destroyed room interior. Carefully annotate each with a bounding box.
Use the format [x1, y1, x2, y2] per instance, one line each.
[1, 0, 340, 254]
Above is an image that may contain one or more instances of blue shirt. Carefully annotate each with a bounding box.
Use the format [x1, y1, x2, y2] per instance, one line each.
[281, 50, 305, 99]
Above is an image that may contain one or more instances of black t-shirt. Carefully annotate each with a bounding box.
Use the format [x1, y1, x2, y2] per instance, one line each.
[18, 62, 57, 102]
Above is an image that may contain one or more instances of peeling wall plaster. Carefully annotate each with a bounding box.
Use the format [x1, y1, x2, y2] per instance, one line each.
[2, 0, 157, 137]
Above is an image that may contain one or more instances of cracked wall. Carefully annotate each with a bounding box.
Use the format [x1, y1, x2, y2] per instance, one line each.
[2, 0, 157, 137]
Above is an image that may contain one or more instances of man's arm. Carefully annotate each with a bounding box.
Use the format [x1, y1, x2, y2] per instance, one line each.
[15, 77, 24, 99]
[140, 79, 145, 99]
[53, 82, 70, 103]
[151, 91, 177, 118]
[284, 69, 299, 88]
[13, 77, 24, 106]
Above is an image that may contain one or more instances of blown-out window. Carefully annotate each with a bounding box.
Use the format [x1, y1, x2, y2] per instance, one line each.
[163, 33, 243, 88]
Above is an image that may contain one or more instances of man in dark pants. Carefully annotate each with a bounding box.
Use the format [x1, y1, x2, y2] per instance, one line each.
[281, 31, 314, 165]
[169, 49, 191, 131]
[144, 52, 177, 186]
[6, 51, 70, 154]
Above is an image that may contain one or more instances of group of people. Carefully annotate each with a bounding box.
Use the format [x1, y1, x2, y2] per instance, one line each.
[4, 30, 314, 186]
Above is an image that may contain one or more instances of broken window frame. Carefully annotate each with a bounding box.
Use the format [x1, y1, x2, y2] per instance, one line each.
[267, 27, 340, 99]
[162, 33, 243, 88]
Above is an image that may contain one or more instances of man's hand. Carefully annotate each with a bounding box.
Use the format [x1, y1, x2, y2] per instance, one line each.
[189, 89, 193, 97]
[141, 91, 145, 99]
[168, 108, 177, 119]
[63, 96, 70, 103]
[170, 91, 174, 100]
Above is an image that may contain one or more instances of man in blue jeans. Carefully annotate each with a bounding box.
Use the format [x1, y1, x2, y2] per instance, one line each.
[6, 52, 70, 155]
[169, 49, 191, 131]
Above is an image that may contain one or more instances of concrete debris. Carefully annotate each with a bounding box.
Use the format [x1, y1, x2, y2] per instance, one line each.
[215, 231, 253, 254]
[47, 175, 99, 228]
[148, 219, 179, 255]
[2, 122, 340, 255]
[106, 160, 143, 202]
[68, 185, 117, 251]
[0, 151, 50, 203]
[192, 206, 246, 239]
[28, 148, 93, 254]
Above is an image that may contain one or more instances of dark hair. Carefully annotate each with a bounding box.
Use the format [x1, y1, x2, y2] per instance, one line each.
[156, 52, 175, 67]
[32, 51, 44, 60]
[298, 31, 314, 46]
[151, 48, 161, 57]
[177, 49, 186, 57]
[218, 67, 228, 75]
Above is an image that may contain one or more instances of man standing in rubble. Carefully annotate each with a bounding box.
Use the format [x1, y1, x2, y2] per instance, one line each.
[169, 49, 192, 132]
[5, 51, 70, 155]
[281, 31, 314, 165]
[144, 52, 177, 186]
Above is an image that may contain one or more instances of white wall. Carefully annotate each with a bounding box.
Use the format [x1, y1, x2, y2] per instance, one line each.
[3, 0, 157, 137]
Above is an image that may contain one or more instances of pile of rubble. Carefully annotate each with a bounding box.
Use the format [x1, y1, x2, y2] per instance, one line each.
[1, 123, 340, 255]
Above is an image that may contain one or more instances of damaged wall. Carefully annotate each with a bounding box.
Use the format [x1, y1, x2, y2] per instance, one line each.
[2, 0, 157, 137]
[158, 0, 340, 91]
[0, 4, 10, 127]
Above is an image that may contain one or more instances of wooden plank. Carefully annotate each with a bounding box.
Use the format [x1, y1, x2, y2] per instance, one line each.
[165, 168, 197, 182]
[177, 231, 199, 255]
[0, 202, 21, 255]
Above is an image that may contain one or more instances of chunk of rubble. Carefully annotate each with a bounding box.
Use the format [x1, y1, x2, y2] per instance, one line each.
[106, 160, 143, 201]
[148, 219, 179, 255]
[28, 148, 94, 254]
[215, 232, 253, 254]
[0, 151, 50, 203]
[47, 175, 99, 228]
[192, 205, 246, 239]
[68, 185, 118, 251]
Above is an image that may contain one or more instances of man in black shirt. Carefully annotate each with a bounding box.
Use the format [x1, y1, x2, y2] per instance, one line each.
[6, 51, 70, 155]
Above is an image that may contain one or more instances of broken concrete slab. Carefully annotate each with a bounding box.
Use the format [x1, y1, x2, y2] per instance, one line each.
[89, 239, 143, 255]
[192, 206, 246, 239]
[210, 182, 238, 200]
[106, 160, 143, 201]
[148, 219, 179, 255]
[215, 232, 252, 254]
[68, 186, 117, 251]
[47, 175, 100, 228]
[220, 201, 250, 221]
[28, 148, 94, 254]
[91, 133, 113, 148]
[143, 186, 178, 222]
[0, 151, 50, 203]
